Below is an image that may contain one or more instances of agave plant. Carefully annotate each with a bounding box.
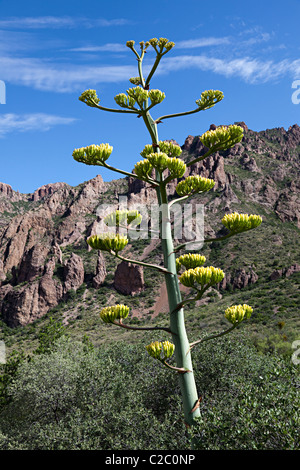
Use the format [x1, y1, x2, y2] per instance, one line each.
[72, 37, 262, 433]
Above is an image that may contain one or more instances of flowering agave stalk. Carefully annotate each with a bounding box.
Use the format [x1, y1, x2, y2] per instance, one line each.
[73, 38, 262, 430]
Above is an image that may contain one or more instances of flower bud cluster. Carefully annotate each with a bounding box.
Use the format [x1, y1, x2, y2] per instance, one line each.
[114, 93, 136, 109]
[100, 304, 130, 324]
[115, 86, 165, 110]
[140, 141, 182, 159]
[87, 233, 128, 253]
[224, 304, 253, 325]
[126, 40, 135, 49]
[127, 87, 149, 107]
[72, 144, 113, 166]
[176, 175, 215, 196]
[176, 254, 206, 272]
[148, 89, 166, 104]
[200, 125, 244, 150]
[166, 157, 186, 178]
[146, 340, 175, 361]
[104, 209, 142, 228]
[179, 266, 225, 289]
[222, 212, 262, 233]
[146, 152, 186, 178]
[126, 40, 151, 53]
[196, 90, 224, 110]
[78, 89, 100, 107]
[134, 152, 186, 181]
[148, 37, 175, 53]
[134, 159, 154, 180]
[129, 77, 142, 85]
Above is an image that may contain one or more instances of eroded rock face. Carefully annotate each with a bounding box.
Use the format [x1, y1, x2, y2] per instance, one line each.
[270, 263, 300, 280]
[63, 253, 84, 293]
[1, 276, 63, 327]
[17, 244, 50, 283]
[31, 182, 69, 201]
[219, 267, 258, 290]
[114, 261, 144, 296]
[93, 251, 106, 288]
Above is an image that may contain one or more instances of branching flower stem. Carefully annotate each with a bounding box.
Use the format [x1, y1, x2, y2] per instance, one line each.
[156, 106, 206, 124]
[112, 251, 171, 274]
[87, 97, 139, 115]
[174, 232, 235, 253]
[161, 360, 191, 374]
[101, 161, 144, 181]
[113, 319, 172, 335]
[188, 324, 237, 352]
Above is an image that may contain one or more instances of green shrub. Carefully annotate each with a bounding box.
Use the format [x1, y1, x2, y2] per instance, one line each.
[0, 334, 298, 450]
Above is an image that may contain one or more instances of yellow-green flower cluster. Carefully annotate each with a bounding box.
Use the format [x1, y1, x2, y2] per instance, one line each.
[146, 152, 170, 172]
[146, 340, 175, 361]
[200, 125, 244, 151]
[148, 89, 166, 105]
[87, 233, 128, 253]
[146, 152, 186, 178]
[114, 92, 136, 109]
[148, 37, 175, 53]
[196, 90, 224, 110]
[176, 175, 215, 196]
[72, 144, 113, 166]
[126, 40, 151, 52]
[134, 159, 154, 180]
[140, 141, 182, 158]
[104, 210, 142, 228]
[100, 304, 130, 324]
[176, 254, 206, 272]
[129, 76, 142, 85]
[179, 266, 225, 289]
[78, 89, 100, 107]
[166, 157, 186, 178]
[126, 40, 136, 49]
[127, 86, 149, 107]
[224, 304, 253, 325]
[115, 86, 165, 110]
[222, 212, 262, 233]
[135, 152, 186, 181]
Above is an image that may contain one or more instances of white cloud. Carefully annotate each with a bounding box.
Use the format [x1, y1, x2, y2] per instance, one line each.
[0, 113, 77, 137]
[159, 55, 300, 84]
[69, 43, 126, 53]
[176, 37, 231, 49]
[0, 56, 137, 92]
[0, 16, 130, 29]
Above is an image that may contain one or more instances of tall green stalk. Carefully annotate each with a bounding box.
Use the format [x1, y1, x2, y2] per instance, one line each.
[73, 37, 262, 437]
[143, 112, 201, 426]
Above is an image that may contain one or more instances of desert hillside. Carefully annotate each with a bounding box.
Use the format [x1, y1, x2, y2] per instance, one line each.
[0, 122, 299, 356]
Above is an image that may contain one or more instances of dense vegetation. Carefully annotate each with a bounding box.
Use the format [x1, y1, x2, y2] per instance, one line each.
[0, 323, 298, 450]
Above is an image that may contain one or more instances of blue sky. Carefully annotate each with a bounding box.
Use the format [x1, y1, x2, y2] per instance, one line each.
[0, 0, 299, 194]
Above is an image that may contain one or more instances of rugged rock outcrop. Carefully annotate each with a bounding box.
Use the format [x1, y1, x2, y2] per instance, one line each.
[114, 261, 144, 296]
[270, 263, 300, 281]
[31, 182, 69, 201]
[1, 276, 63, 328]
[17, 244, 50, 283]
[219, 267, 258, 290]
[92, 251, 106, 288]
[63, 253, 84, 293]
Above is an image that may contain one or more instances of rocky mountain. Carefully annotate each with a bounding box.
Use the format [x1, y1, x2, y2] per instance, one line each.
[0, 122, 299, 338]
